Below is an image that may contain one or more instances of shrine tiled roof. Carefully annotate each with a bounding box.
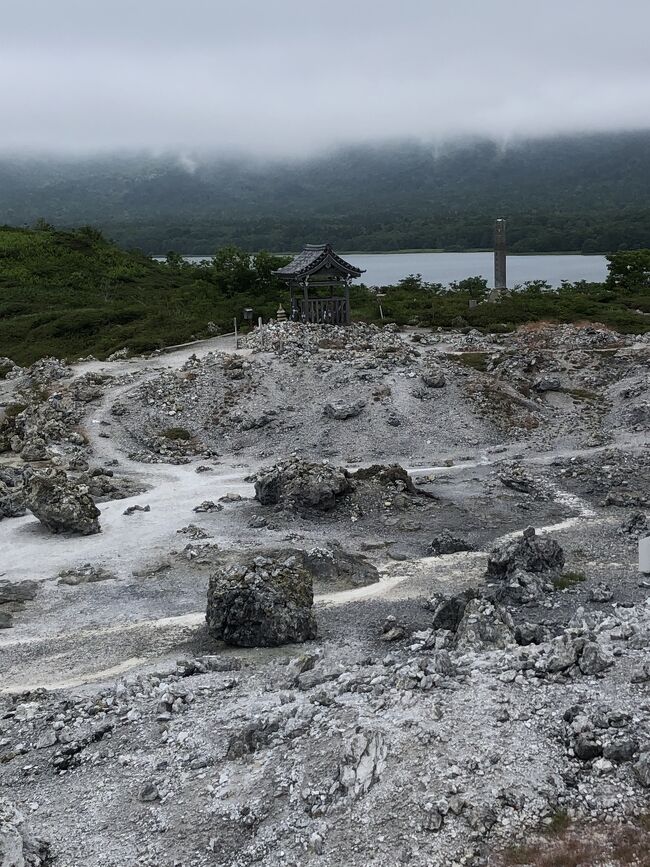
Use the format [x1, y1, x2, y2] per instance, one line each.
[272, 243, 364, 280]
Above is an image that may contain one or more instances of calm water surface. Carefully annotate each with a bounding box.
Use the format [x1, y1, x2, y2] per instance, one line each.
[179, 252, 608, 288]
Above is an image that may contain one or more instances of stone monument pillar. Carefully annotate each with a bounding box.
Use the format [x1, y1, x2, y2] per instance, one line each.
[494, 218, 507, 292]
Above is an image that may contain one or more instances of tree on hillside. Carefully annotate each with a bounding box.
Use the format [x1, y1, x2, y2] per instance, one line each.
[605, 250, 650, 292]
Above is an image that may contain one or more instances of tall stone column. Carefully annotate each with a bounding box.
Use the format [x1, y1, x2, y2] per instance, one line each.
[494, 218, 507, 291]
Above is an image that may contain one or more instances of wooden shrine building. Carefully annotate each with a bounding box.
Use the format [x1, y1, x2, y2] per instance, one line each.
[272, 243, 365, 325]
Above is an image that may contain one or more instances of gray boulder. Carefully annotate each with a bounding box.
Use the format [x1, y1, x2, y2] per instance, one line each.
[206, 554, 318, 647]
[620, 511, 648, 539]
[633, 752, 650, 787]
[323, 399, 366, 420]
[545, 635, 579, 673]
[19, 436, 49, 462]
[254, 459, 352, 512]
[0, 481, 26, 520]
[298, 544, 379, 588]
[0, 581, 37, 605]
[427, 530, 473, 556]
[603, 739, 638, 763]
[578, 640, 614, 675]
[486, 528, 564, 603]
[533, 376, 561, 392]
[487, 527, 565, 578]
[454, 598, 515, 652]
[573, 733, 603, 761]
[426, 589, 476, 632]
[0, 798, 50, 866]
[24, 469, 101, 535]
[421, 367, 446, 389]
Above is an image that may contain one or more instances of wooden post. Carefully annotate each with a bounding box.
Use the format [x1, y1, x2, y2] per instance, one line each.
[233, 317, 238, 350]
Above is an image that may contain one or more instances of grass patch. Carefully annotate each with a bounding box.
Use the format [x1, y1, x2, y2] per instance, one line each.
[0, 225, 648, 365]
[561, 387, 605, 403]
[161, 427, 192, 441]
[3, 402, 27, 419]
[553, 571, 587, 590]
[497, 816, 650, 866]
[450, 351, 491, 372]
[547, 810, 572, 835]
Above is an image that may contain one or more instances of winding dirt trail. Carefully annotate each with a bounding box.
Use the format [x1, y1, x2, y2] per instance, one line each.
[1, 335, 634, 691]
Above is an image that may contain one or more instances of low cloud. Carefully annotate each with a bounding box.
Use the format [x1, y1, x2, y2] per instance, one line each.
[2, 0, 650, 156]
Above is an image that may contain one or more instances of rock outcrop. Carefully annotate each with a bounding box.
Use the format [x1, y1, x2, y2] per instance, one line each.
[453, 598, 515, 652]
[0, 469, 26, 520]
[254, 459, 352, 511]
[427, 530, 473, 556]
[323, 399, 366, 420]
[487, 527, 564, 577]
[206, 554, 318, 646]
[486, 526, 564, 603]
[24, 469, 101, 535]
[296, 544, 379, 588]
[0, 798, 50, 866]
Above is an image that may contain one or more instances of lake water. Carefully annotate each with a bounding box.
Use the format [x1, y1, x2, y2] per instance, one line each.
[178, 252, 608, 288]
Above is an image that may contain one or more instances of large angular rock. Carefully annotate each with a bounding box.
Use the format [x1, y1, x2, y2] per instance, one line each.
[620, 511, 649, 540]
[323, 399, 366, 420]
[20, 435, 49, 462]
[337, 730, 387, 800]
[545, 635, 579, 673]
[206, 554, 318, 647]
[578, 641, 614, 676]
[487, 527, 565, 578]
[633, 752, 650, 787]
[24, 469, 101, 535]
[0, 480, 26, 520]
[351, 463, 418, 493]
[421, 365, 446, 389]
[533, 376, 561, 392]
[254, 459, 352, 511]
[0, 581, 37, 605]
[0, 798, 50, 866]
[297, 544, 379, 588]
[426, 589, 477, 632]
[427, 530, 473, 556]
[454, 598, 515, 652]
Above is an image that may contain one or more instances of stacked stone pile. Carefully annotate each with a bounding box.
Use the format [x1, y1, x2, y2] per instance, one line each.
[244, 321, 415, 365]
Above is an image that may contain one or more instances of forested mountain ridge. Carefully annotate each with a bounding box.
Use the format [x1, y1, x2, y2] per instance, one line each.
[2, 131, 650, 253]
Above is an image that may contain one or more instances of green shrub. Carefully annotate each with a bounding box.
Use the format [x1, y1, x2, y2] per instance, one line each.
[449, 351, 491, 371]
[3, 402, 27, 418]
[161, 427, 192, 441]
[553, 571, 586, 590]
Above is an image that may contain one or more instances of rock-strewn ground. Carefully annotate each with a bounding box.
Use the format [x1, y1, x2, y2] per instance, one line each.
[0, 322, 649, 866]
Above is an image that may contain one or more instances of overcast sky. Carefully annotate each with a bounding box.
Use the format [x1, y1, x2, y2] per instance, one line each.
[2, 0, 650, 156]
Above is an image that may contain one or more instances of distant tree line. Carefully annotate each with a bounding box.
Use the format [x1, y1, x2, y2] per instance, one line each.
[0, 226, 647, 366]
[2, 132, 650, 254]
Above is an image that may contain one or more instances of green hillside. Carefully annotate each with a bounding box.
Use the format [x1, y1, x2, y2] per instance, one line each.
[2, 132, 650, 254]
[0, 226, 289, 363]
[0, 226, 648, 365]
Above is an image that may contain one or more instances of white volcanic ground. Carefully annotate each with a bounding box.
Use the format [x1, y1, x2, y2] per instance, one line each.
[0, 322, 649, 867]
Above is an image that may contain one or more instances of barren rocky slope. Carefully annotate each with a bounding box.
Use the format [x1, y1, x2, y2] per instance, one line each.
[0, 322, 649, 867]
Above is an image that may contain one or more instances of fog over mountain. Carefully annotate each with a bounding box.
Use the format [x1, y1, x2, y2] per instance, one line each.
[2, 0, 650, 156]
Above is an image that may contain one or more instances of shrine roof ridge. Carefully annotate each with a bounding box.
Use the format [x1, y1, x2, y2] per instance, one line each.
[272, 243, 365, 280]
